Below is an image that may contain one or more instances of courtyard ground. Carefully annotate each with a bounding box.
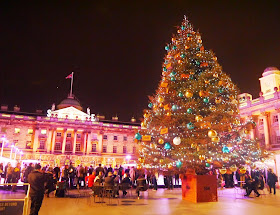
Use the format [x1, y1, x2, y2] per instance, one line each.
[1, 187, 279, 215]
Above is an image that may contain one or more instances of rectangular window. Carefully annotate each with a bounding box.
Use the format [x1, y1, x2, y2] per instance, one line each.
[15, 128, 20, 134]
[77, 133, 81, 139]
[26, 141, 31, 149]
[123, 146, 127, 154]
[76, 143, 81, 152]
[28, 129, 33, 134]
[102, 145, 107, 153]
[273, 115, 278, 123]
[133, 146, 136, 154]
[103, 135, 108, 140]
[41, 129, 47, 135]
[123, 136, 127, 141]
[91, 144, 96, 152]
[67, 133, 71, 138]
[113, 146, 117, 153]
[259, 119, 264, 125]
[57, 132, 62, 137]
[65, 142, 72, 151]
[114, 135, 118, 140]
[55, 142, 61, 150]
[39, 140, 45, 149]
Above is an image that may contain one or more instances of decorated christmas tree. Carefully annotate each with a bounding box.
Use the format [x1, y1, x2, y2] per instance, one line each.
[136, 17, 266, 173]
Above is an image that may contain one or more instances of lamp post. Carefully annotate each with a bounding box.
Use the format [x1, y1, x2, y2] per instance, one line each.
[14, 147, 19, 160]
[10, 145, 14, 159]
[1, 137, 6, 157]
[126, 155, 131, 164]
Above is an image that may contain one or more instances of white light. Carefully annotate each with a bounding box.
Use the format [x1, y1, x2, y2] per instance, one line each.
[126, 155, 131, 160]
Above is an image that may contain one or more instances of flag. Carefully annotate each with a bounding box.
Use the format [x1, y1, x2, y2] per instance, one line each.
[65, 73, 73, 79]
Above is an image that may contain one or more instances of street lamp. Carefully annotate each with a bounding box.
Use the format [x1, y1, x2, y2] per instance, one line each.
[126, 155, 131, 164]
[10, 145, 14, 159]
[14, 147, 19, 160]
[1, 136, 6, 157]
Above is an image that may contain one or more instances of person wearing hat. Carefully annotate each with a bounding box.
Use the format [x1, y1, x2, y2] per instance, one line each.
[28, 163, 46, 215]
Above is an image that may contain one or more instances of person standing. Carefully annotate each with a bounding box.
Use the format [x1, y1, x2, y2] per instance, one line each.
[28, 164, 46, 215]
[267, 168, 278, 195]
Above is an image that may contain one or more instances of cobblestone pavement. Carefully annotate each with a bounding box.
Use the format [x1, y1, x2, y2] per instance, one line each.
[1, 188, 280, 215]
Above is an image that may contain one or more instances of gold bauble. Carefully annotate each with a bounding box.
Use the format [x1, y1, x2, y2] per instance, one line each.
[211, 136, 220, 143]
[207, 158, 213, 163]
[239, 167, 246, 174]
[218, 80, 225, 86]
[166, 112, 171, 117]
[144, 113, 149, 118]
[213, 73, 219, 78]
[191, 143, 197, 149]
[159, 159, 164, 163]
[229, 165, 238, 172]
[245, 160, 251, 165]
[209, 105, 216, 111]
[159, 103, 164, 108]
[215, 97, 222, 104]
[158, 96, 164, 103]
[185, 90, 193, 98]
[212, 56, 218, 61]
[168, 163, 173, 168]
[208, 130, 218, 138]
[185, 45, 189, 49]
[244, 129, 249, 134]
[195, 115, 203, 122]
[141, 122, 146, 128]
[158, 139, 164, 144]
[205, 80, 210, 84]
[199, 90, 209, 97]
[223, 157, 229, 162]
[199, 155, 205, 160]
[219, 168, 227, 174]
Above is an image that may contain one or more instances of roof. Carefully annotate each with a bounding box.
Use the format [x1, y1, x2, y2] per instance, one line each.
[57, 95, 83, 111]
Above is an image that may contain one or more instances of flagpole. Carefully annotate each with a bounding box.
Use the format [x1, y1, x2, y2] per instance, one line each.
[70, 72, 74, 97]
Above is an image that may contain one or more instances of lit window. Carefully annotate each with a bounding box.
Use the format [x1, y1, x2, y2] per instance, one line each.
[39, 140, 45, 149]
[114, 136, 118, 140]
[57, 132, 62, 137]
[273, 115, 278, 123]
[67, 133, 71, 138]
[28, 129, 33, 134]
[65, 142, 72, 151]
[123, 136, 127, 141]
[113, 146, 117, 153]
[26, 141, 31, 149]
[103, 145, 107, 153]
[15, 128, 20, 134]
[55, 142, 61, 150]
[76, 143, 81, 152]
[41, 129, 47, 135]
[103, 135, 107, 140]
[123, 146, 127, 154]
[77, 133, 81, 138]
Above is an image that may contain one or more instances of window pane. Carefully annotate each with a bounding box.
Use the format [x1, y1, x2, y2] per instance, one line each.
[28, 129, 33, 134]
[114, 136, 118, 140]
[113, 146, 117, 153]
[103, 145, 107, 153]
[91, 144, 96, 152]
[103, 135, 107, 140]
[41, 129, 47, 135]
[15, 128, 20, 133]
[123, 146, 127, 154]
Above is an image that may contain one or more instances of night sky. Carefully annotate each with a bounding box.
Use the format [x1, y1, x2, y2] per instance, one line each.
[1, 1, 280, 121]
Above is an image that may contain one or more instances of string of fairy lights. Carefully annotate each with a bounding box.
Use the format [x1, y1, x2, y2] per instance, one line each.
[135, 17, 265, 172]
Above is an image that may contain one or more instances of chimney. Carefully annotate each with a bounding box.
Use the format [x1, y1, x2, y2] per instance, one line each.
[14, 105, 20, 112]
[112, 116, 118, 121]
[1, 105, 8, 111]
[131, 117, 136, 122]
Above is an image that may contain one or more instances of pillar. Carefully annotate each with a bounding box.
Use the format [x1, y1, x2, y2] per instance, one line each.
[62, 129, 67, 154]
[51, 130, 57, 153]
[46, 129, 54, 153]
[83, 132, 87, 155]
[97, 132, 103, 153]
[87, 132, 92, 155]
[72, 130, 77, 154]
[262, 112, 270, 148]
[33, 128, 40, 152]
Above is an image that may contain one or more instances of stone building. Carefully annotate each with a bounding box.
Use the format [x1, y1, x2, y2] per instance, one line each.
[0, 95, 140, 167]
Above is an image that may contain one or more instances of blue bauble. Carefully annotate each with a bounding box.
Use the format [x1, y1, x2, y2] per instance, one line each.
[222, 146, 230, 153]
[218, 88, 224, 93]
[135, 133, 142, 140]
[203, 97, 209, 103]
[181, 25, 186, 30]
[164, 142, 171, 150]
[148, 103, 153, 108]
[172, 45, 177, 50]
[181, 53, 186, 58]
[187, 122, 194, 129]
[165, 45, 169, 50]
[187, 33, 191, 37]
[163, 67, 167, 72]
[171, 77, 176, 81]
[171, 71, 176, 76]
[187, 108, 192, 114]
[172, 105, 177, 111]
[195, 60, 200, 66]
[176, 161, 182, 168]
[178, 92, 183, 97]
[206, 163, 210, 167]
[189, 75, 194, 80]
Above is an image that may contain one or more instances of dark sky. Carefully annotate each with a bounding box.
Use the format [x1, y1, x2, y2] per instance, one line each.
[1, 1, 280, 121]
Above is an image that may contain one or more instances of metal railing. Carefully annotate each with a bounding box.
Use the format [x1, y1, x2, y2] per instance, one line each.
[0, 183, 30, 215]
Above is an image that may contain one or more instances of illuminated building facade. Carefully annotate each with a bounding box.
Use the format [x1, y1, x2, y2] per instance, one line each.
[0, 95, 140, 167]
[238, 67, 280, 176]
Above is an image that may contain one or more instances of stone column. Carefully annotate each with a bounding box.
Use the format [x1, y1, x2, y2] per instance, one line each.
[97, 132, 103, 154]
[51, 130, 57, 153]
[62, 129, 67, 154]
[262, 112, 270, 148]
[72, 130, 77, 154]
[83, 132, 87, 155]
[87, 132, 92, 155]
[33, 128, 40, 152]
[46, 129, 53, 153]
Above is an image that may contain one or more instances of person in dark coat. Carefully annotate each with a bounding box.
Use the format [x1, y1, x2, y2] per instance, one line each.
[136, 174, 148, 198]
[244, 172, 260, 197]
[267, 169, 278, 195]
[95, 164, 104, 176]
[120, 173, 131, 196]
[28, 164, 46, 215]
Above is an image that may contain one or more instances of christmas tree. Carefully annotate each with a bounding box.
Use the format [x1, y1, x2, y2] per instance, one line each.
[136, 17, 265, 173]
